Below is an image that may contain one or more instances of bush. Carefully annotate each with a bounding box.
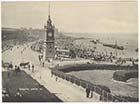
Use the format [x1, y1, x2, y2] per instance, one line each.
[115, 95, 138, 102]
[113, 70, 138, 82]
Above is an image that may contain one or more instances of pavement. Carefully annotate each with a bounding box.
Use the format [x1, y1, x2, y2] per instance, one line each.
[2, 43, 99, 102]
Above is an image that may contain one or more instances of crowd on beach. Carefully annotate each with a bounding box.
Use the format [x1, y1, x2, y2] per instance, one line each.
[69, 45, 138, 66]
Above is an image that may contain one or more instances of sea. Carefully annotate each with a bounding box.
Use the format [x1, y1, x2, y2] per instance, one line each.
[64, 33, 138, 59]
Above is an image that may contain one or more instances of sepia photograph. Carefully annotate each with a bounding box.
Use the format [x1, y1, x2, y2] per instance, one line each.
[1, 0, 139, 102]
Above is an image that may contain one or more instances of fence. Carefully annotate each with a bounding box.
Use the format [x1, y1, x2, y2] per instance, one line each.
[51, 69, 127, 102]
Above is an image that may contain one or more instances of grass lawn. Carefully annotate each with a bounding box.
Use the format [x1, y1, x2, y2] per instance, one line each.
[68, 70, 138, 99]
[2, 70, 62, 102]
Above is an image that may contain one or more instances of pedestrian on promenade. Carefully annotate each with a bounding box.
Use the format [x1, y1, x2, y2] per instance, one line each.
[32, 64, 34, 73]
[14, 65, 17, 75]
[42, 62, 45, 67]
[132, 60, 135, 66]
[86, 86, 90, 98]
[40, 56, 42, 62]
[48, 59, 50, 63]
[38, 55, 41, 62]
[90, 90, 93, 98]
[28, 64, 30, 70]
[55, 76, 58, 82]
[14, 66, 20, 75]
[8, 64, 13, 70]
[51, 71, 53, 77]
[17, 66, 21, 72]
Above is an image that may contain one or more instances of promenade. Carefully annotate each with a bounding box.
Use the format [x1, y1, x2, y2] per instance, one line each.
[2, 44, 98, 102]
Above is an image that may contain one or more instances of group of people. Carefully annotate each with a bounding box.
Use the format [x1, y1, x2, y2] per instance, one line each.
[38, 54, 43, 62]
[14, 65, 21, 75]
[92, 52, 114, 62]
[6, 64, 21, 77]
[70, 47, 115, 62]
[4, 61, 35, 78]
[38, 54, 45, 67]
[27, 64, 35, 73]
[85, 87, 93, 98]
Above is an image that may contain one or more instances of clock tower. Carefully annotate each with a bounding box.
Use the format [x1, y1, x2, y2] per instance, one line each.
[44, 14, 55, 60]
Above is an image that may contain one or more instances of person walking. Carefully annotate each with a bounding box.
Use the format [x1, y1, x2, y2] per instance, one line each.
[38, 55, 41, 62]
[90, 90, 93, 98]
[28, 64, 30, 70]
[15, 65, 18, 75]
[55, 76, 58, 82]
[86, 86, 90, 98]
[132, 60, 135, 66]
[8, 64, 13, 70]
[42, 62, 45, 67]
[17, 66, 20, 71]
[86, 87, 90, 98]
[32, 64, 34, 73]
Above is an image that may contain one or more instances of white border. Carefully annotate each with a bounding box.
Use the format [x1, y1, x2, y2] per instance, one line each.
[0, 0, 139, 104]
[0, 0, 138, 2]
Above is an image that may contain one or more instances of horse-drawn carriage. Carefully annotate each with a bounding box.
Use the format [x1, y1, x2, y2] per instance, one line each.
[2, 62, 13, 69]
[19, 62, 30, 68]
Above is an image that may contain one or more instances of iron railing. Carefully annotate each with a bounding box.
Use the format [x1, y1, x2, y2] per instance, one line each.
[51, 69, 127, 102]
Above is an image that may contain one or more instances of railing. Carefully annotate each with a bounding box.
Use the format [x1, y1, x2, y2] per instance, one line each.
[51, 69, 127, 102]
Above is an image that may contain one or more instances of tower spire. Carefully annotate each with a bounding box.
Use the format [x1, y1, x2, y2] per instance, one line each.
[48, 1, 50, 17]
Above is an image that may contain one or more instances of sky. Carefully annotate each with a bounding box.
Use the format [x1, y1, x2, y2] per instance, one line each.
[1, 1, 138, 34]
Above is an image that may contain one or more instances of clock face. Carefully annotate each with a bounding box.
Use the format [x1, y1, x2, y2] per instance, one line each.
[48, 33, 52, 37]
